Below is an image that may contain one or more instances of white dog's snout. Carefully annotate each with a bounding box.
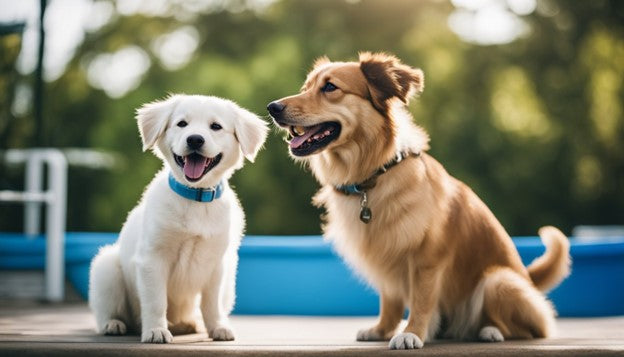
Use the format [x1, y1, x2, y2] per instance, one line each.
[186, 134, 205, 150]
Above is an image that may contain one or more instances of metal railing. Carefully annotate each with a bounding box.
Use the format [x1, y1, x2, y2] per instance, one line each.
[0, 148, 67, 302]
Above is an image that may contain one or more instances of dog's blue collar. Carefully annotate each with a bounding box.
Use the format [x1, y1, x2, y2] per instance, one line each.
[168, 172, 224, 203]
[335, 151, 419, 195]
[338, 183, 363, 195]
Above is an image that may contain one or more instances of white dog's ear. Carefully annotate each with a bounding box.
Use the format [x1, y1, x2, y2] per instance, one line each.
[232, 105, 269, 162]
[136, 95, 180, 151]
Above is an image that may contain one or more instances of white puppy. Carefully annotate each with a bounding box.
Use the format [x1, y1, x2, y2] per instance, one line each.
[89, 94, 268, 343]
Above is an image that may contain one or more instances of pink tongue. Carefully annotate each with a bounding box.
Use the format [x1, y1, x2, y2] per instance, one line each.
[290, 124, 323, 149]
[184, 155, 209, 179]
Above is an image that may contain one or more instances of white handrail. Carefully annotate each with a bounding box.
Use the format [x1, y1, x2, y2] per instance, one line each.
[0, 191, 51, 202]
[1, 148, 67, 302]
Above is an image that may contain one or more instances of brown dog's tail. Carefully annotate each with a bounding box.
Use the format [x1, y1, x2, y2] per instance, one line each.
[527, 226, 571, 292]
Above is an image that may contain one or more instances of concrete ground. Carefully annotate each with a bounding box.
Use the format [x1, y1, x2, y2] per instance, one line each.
[0, 303, 623, 356]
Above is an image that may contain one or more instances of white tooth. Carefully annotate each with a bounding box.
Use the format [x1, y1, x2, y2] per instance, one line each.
[307, 139, 312, 142]
[324, 130, 330, 135]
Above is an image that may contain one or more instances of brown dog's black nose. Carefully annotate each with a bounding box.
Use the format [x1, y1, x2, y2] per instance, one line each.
[186, 135, 204, 150]
[267, 101, 285, 117]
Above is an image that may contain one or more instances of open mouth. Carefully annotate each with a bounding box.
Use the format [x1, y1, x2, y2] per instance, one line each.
[173, 152, 223, 182]
[288, 122, 341, 156]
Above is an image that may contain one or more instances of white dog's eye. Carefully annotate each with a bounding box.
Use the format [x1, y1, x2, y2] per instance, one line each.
[177, 120, 188, 128]
[210, 123, 222, 131]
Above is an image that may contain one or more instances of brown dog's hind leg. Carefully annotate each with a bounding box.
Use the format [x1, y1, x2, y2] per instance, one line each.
[357, 293, 404, 341]
[482, 267, 556, 340]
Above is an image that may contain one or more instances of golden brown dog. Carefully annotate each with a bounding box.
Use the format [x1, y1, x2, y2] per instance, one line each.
[267, 52, 571, 349]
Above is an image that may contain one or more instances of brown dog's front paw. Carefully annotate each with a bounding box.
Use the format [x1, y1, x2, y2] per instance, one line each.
[210, 326, 235, 341]
[357, 327, 388, 341]
[388, 332, 423, 349]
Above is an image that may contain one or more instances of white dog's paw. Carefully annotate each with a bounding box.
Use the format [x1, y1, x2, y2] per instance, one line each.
[478, 326, 504, 342]
[103, 319, 127, 335]
[210, 326, 235, 341]
[388, 332, 424, 350]
[141, 327, 173, 343]
[357, 327, 386, 341]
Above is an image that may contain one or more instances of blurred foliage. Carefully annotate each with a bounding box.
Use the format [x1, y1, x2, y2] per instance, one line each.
[0, 23, 26, 148]
[1, 0, 623, 235]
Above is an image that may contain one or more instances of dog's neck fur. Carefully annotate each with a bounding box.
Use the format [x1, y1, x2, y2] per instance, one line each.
[308, 104, 429, 186]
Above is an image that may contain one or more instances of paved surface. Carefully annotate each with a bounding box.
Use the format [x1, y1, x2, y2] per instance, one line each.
[0, 303, 623, 356]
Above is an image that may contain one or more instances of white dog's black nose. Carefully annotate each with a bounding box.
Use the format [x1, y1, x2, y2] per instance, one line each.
[186, 135, 205, 150]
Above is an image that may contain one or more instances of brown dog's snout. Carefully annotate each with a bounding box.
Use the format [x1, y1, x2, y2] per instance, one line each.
[267, 101, 286, 124]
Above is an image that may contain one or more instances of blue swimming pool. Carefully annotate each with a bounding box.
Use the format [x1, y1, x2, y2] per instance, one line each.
[0, 233, 622, 317]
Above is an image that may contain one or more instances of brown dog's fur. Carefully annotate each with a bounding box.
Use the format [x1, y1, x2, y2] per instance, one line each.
[270, 52, 570, 348]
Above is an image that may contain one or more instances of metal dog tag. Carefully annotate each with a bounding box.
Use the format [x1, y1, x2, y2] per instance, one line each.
[360, 206, 372, 223]
[359, 192, 371, 223]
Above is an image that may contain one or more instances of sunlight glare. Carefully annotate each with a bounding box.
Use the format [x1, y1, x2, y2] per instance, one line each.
[86, 46, 151, 98]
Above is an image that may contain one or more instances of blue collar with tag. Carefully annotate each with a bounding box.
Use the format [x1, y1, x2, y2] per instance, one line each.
[334, 151, 420, 223]
[168, 172, 224, 203]
[335, 151, 419, 196]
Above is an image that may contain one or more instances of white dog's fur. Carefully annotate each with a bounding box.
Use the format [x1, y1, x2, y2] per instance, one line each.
[89, 94, 268, 343]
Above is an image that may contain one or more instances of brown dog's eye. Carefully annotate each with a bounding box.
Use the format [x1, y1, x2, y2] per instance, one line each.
[177, 120, 188, 128]
[321, 82, 338, 92]
[210, 123, 222, 131]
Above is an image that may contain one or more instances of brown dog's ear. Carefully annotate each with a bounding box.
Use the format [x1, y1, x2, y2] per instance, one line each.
[359, 52, 424, 113]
